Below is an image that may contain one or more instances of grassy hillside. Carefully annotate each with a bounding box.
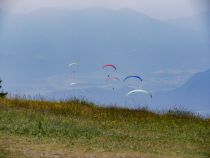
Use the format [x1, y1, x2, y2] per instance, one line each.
[0, 97, 210, 158]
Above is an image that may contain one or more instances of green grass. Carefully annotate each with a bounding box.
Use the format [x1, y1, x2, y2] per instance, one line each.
[0, 97, 210, 158]
[0, 149, 9, 158]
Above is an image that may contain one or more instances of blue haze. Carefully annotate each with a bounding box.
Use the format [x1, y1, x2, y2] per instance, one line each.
[0, 8, 209, 115]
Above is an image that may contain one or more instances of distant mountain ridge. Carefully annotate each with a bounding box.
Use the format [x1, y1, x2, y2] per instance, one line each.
[168, 11, 210, 37]
[153, 69, 210, 114]
[1, 8, 209, 79]
[177, 69, 210, 93]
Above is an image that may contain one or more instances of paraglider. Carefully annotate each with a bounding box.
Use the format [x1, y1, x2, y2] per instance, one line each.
[68, 62, 78, 68]
[68, 62, 79, 74]
[102, 64, 117, 78]
[106, 77, 121, 91]
[102, 64, 117, 71]
[126, 89, 152, 98]
[123, 76, 143, 82]
[70, 83, 77, 86]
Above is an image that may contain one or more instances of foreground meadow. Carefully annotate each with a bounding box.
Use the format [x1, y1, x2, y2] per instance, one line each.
[0, 97, 210, 158]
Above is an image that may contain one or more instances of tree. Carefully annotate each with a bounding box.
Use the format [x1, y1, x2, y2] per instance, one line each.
[0, 79, 8, 98]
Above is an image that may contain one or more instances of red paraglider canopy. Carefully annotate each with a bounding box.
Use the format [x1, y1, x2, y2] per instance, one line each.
[102, 64, 117, 70]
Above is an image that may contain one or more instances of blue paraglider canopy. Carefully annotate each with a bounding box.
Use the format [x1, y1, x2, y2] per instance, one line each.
[123, 76, 143, 82]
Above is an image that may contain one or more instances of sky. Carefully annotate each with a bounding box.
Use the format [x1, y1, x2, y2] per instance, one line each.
[0, 0, 209, 20]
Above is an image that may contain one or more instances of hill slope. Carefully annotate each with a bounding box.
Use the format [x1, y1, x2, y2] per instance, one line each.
[0, 97, 210, 158]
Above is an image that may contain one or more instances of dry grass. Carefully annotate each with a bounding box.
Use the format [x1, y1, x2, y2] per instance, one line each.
[0, 97, 210, 158]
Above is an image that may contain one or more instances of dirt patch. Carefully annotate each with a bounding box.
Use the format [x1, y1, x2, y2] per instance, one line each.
[0, 134, 174, 158]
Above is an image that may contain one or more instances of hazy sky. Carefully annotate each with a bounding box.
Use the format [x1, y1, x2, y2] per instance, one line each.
[0, 0, 208, 19]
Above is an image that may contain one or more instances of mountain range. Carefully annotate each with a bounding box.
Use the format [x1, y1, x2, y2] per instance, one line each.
[168, 11, 210, 36]
[0, 8, 209, 115]
[152, 69, 210, 115]
[0, 8, 209, 79]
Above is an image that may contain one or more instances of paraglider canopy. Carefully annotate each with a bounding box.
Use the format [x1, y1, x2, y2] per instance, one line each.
[123, 76, 143, 82]
[70, 83, 77, 86]
[102, 64, 117, 70]
[68, 62, 78, 67]
[126, 89, 152, 98]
